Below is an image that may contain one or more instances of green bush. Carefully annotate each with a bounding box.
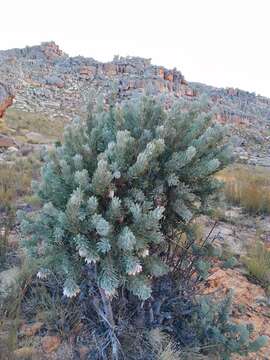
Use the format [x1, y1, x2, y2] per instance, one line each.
[169, 291, 268, 359]
[20, 96, 267, 358]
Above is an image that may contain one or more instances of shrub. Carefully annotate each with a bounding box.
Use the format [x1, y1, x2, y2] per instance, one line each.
[218, 165, 270, 214]
[168, 291, 268, 358]
[20, 96, 267, 358]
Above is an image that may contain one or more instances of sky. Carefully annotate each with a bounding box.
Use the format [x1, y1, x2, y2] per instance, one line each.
[1, 0, 270, 97]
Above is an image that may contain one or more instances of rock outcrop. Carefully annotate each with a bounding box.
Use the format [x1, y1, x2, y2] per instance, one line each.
[0, 83, 13, 118]
[0, 42, 191, 120]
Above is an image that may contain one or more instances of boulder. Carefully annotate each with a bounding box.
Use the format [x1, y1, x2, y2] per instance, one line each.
[45, 75, 65, 88]
[25, 131, 50, 144]
[6, 146, 19, 155]
[20, 143, 34, 156]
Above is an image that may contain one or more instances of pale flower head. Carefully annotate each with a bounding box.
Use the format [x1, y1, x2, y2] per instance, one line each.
[103, 288, 117, 299]
[141, 249, 149, 258]
[109, 190, 115, 199]
[63, 278, 80, 298]
[37, 269, 49, 279]
[63, 286, 80, 298]
[85, 257, 97, 265]
[78, 247, 88, 258]
[128, 264, 142, 276]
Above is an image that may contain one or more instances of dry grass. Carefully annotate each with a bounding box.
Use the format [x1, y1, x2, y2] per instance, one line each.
[149, 329, 181, 360]
[0, 156, 40, 209]
[0, 156, 41, 261]
[243, 241, 270, 289]
[0, 164, 28, 210]
[0, 259, 40, 358]
[148, 329, 207, 360]
[5, 108, 66, 140]
[217, 164, 270, 214]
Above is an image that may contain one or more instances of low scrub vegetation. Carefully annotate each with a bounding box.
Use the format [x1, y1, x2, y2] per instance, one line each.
[0, 156, 40, 264]
[0, 259, 39, 358]
[217, 164, 270, 214]
[5, 108, 66, 140]
[0, 155, 40, 208]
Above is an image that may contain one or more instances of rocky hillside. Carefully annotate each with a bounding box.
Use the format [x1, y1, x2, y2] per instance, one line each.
[192, 83, 270, 166]
[0, 42, 193, 118]
[0, 41, 269, 164]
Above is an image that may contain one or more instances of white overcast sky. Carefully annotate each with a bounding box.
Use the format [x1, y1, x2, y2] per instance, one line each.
[1, 0, 269, 97]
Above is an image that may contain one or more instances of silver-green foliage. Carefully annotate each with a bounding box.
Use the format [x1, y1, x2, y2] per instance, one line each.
[20, 97, 231, 300]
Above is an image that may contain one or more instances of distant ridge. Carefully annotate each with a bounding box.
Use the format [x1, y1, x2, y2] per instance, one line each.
[0, 42, 269, 165]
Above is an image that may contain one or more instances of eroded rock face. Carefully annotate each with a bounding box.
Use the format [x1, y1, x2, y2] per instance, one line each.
[0, 83, 13, 118]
